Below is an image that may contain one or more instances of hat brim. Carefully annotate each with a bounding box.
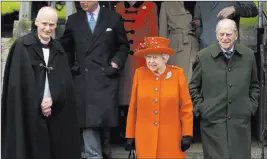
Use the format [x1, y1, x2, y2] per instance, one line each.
[134, 48, 175, 57]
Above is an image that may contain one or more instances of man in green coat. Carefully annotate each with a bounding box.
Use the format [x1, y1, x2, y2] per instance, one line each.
[189, 18, 260, 159]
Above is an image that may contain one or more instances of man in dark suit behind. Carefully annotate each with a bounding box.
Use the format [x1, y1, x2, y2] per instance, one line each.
[59, 1, 130, 158]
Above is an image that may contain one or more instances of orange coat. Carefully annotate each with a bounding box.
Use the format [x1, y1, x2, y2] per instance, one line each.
[126, 65, 193, 159]
[116, 2, 159, 105]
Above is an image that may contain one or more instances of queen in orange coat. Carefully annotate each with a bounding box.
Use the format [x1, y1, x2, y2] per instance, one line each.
[125, 37, 194, 159]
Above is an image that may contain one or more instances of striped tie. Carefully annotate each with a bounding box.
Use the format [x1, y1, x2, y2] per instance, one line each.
[224, 51, 233, 59]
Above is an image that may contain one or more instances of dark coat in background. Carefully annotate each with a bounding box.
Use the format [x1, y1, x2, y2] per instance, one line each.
[189, 43, 260, 159]
[59, 7, 130, 128]
[194, 1, 258, 49]
[1, 32, 81, 159]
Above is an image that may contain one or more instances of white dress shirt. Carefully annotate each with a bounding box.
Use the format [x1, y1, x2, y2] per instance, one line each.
[87, 3, 100, 22]
[221, 45, 234, 53]
[41, 39, 51, 98]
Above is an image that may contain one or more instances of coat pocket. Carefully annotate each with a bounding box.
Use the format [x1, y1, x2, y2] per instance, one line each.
[199, 98, 217, 118]
[244, 98, 254, 116]
[102, 30, 114, 44]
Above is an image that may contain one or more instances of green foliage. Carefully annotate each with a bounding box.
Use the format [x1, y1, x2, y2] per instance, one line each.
[1, 2, 66, 19]
[1, 2, 20, 14]
[240, 2, 267, 26]
[55, 3, 66, 19]
[1, 2, 266, 25]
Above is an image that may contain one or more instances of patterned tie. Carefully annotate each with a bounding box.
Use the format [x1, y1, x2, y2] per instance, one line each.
[88, 12, 96, 32]
[224, 51, 233, 59]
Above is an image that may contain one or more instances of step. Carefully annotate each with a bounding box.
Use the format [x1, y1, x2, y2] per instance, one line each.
[82, 142, 267, 159]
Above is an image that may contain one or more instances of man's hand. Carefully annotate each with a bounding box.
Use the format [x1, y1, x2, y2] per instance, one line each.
[111, 61, 119, 69]
[217, 6, 235, 18]
[41, 97, 53, 117]
[190, 20, 201, 28]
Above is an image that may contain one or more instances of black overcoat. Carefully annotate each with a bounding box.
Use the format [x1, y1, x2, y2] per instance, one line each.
[60, 7, 130, 128]
[1, 32, 81, 159]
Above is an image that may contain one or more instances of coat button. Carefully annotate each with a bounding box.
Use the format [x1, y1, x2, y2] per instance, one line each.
[154, 110, 158, 115]
[229, 100, 232, 104]
[228, 68, 232, 72]
[154, 88, 159, 91]
[229, 84, 232, 87]
[85, 68, 88, 72]
[228, 116, 231, 120]
[154, 99, 158, 103]
[156, 77, 159, 80]
[101, 67, 104, 71]
[154, 122, 158, 126]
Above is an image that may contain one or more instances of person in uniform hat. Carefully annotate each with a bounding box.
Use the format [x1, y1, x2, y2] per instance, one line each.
[125, 37, 194, 159]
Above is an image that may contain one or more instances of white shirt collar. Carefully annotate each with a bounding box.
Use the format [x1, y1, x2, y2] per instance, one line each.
[221, 45, 235, 53]
[39, 37, 50, 45]
[87, 3, 100, 22]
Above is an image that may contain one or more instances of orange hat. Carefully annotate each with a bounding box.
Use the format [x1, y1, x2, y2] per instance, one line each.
[134, 37, 175, 57]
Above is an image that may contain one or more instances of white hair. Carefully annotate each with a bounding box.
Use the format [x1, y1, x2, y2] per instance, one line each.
[162, 54, 170, 64]
[36, 6, 58, 22]
[215, 18, 238, 36]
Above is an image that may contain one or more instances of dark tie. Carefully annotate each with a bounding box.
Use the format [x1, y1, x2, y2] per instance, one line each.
[224, 51, 233, 59]
[41, 43, 49, 48]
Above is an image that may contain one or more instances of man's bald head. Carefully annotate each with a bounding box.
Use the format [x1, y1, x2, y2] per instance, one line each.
[36, 6, 58, 23]
[35, 7, 58, 41]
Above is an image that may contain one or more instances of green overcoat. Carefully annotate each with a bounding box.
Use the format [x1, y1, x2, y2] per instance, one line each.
[189, 43, 260, 159]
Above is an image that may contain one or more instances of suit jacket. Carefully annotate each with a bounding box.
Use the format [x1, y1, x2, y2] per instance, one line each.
[194, 1, 258, 49]
[59, 7, 130, 127]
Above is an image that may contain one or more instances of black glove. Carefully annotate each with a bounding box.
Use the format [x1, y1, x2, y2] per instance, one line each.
[181, 136, 193, 152]
[125, 138, 135, 151]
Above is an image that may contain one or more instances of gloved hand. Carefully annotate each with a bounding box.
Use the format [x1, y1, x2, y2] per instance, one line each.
[125, 138, 135, 151]
[181, 136, 193, 152]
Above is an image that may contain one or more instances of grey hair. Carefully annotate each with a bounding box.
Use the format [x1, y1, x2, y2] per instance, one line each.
[215, 18, 238, 36]
[36, 6, 58, 22]
[162, 54, 170, 64]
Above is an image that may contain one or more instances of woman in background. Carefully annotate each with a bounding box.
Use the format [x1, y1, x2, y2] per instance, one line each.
[159, 1, 199, 83]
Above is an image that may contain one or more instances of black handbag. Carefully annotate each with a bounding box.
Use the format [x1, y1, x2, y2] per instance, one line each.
[128, 149, 137, 159]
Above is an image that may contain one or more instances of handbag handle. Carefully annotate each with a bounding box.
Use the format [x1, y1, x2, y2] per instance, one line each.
[128, 149, 137, 159]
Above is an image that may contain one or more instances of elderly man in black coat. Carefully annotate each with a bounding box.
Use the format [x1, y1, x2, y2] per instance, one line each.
[1, 6, 81, 159]
[59, 1, 130, 159]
